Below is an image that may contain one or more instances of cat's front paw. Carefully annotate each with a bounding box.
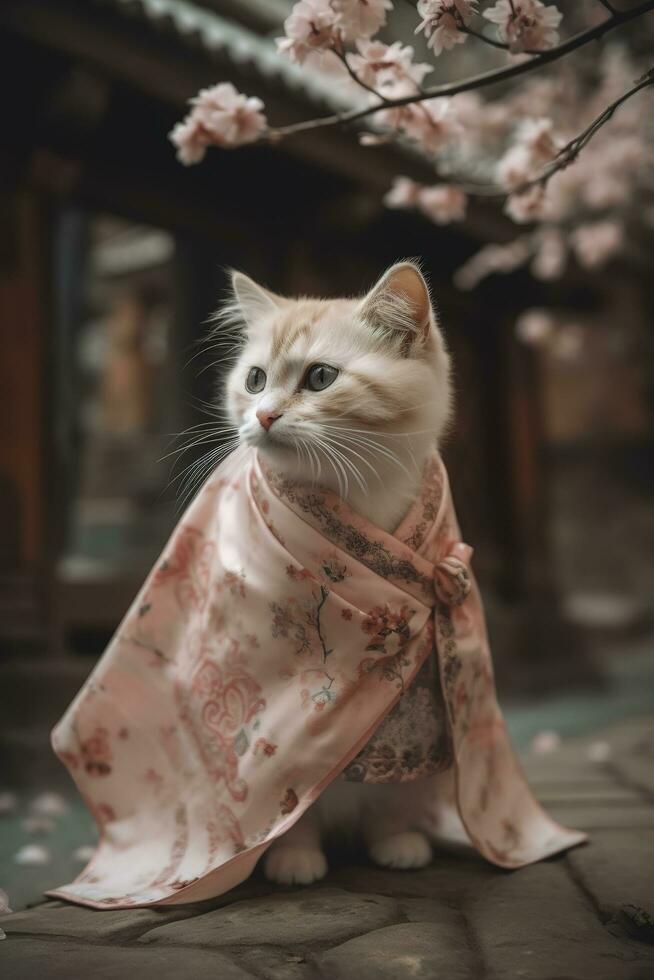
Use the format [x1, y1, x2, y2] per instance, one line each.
[264, 846, 328, 885]
[368, 831, 432, 870]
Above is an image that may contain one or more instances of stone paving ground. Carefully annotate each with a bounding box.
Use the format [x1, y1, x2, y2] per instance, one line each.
[1, 715, 654, 980]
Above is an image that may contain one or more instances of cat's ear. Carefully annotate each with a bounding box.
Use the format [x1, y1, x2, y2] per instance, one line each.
[230, 271, 282, 329]
[358, 261, 434, 347]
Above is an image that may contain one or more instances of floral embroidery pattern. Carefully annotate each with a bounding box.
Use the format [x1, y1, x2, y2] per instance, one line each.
[264, 468, 433, 596]
[271, 583, 332, 662]
[399, 455, 444, 551]
[280, 788, 298, 814]
[153, 526, 215, 612]
[49, 447, 585, 910]
[344, 633, 453, 782]
[217, 569, 247, 598]
[254, 738, 277, 757]
[362, 603, 413, 655]
[149, 804, 189, 888]
[80, 727, 112, 777]
[176, 643, 265, 802]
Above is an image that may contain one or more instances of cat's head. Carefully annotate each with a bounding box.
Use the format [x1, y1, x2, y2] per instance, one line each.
[221, 261, 452, 489]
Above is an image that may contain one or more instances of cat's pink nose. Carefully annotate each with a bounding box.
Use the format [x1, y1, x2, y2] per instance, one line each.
[257, 409, 282, 431]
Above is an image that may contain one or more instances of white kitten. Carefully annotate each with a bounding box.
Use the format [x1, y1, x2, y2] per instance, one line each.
[223, 261, 462, 883]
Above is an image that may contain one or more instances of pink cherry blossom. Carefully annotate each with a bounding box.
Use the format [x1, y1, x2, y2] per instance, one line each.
[505, 184, 549, 223]
[504, 184, 546, 225]
[379, 97, 459, 154]
[497, 117, 558, 190]
[384, 175, 422, 208]
[453, 92, 511, 149]
[276, 0, 342, 64]
[348, 40, 432, 91]
[417, 184, 467, 223]
[385, 177, 467, 224]
[169, 116, 211, 166]
[530, 227, 567, 280]
[483, 0, 562, 53]
[335, 0, 393, 41]
[454, 238, 532, 290]
[169, 83, 266, 165]
[570, 220, 624, 270]
[192, 84, 266, 145]
[415, 0, 478, 56]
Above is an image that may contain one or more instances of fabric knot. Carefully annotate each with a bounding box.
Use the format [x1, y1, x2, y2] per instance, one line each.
[433, 542, 473, 606]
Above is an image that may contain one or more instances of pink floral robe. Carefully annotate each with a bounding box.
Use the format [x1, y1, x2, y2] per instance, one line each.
[48, 448, 586, 908]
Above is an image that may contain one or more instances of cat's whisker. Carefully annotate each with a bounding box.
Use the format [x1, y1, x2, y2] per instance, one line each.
[320, 423, 419, 461]
[303, 438, 322, 483]
[169, 437, 240, 510]
[313, 439, 348, 498]
[159, 428, 238, 463]
[294, 436, 315, 483]
[183, 336, 243, 372]
[314, 434, 366, 497]
[173, 442, 237, 497]
[319, 432, 381, 489]
[296, 419, 408, 484]
[320, 427, 414, 482]
[319, 419, 437, 440]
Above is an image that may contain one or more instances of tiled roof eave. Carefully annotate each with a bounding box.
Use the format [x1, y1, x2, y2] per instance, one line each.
[106, 0, 360, 115]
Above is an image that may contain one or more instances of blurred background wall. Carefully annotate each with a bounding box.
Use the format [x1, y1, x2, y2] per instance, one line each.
[0, 0, 652, 749]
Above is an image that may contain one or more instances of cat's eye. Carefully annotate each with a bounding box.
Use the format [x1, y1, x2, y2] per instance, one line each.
[305, 363, 339, 392]
[246, 366, 266, 393]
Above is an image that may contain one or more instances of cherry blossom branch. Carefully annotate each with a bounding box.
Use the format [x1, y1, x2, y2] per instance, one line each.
[267, 0, 654, 140]
[330, 44, 385, 102]
[521, 66, 654, 195]
[437, 66, 654, 201]
[459, 24, 513, 51]
[459, 24, 553, 55]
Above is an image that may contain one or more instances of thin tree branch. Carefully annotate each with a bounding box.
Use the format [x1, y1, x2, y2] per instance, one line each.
[460, 25, 512, 51]
[436, 68, 654, 201]
[460, 24, 550, 55]
[526, 67, 654, 194]
[330, 44, 385, 102]
[267, 0, 654, 140]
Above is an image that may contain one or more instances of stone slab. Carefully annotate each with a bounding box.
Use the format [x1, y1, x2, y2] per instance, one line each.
[315, 921, 478, 980]
[331, 854, 497, 904]
[234, 945, 313, 980]
[567, 829, 654, 934]
[0, 899, 195, 942]
[0, 936, 253, 980]
[465, 860, 654, 980]
[398, 897, 464, 924]
[139, 887, 399, 949]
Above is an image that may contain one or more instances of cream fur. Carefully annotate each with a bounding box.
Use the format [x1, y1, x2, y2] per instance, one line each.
[221, 261, 459, 882]
[224, 261, 452, 532]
